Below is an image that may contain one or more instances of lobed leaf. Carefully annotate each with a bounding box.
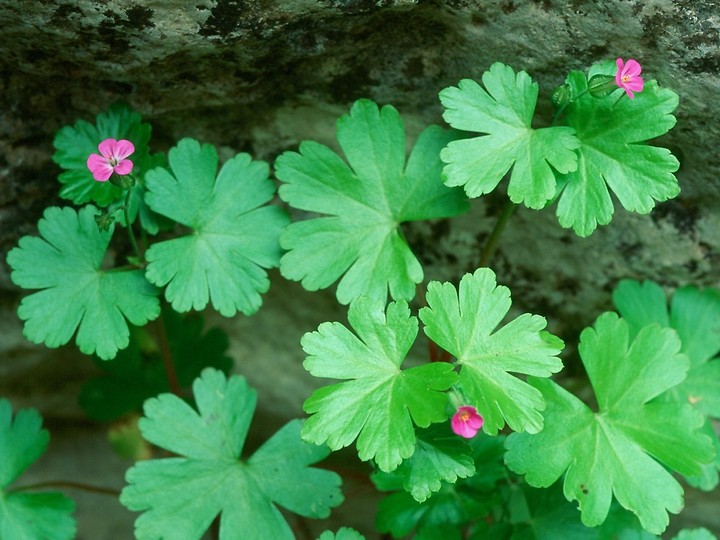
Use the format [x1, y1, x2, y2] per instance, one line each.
[613, 279, 720, 489]
[0, 400, 76, 540]
[440, 62, 579, 208]
[277, 99, 468, 305]
[7, 206, 161, 360]
[52, 102, 168, 233]
[301, 297, 458, 472]
[392, 424, 476, 503]
[555, 63, 680, 236]
[144, 138, 289, 317]
[505, 313, 714, 535]
[420, 268, 564, 434]
[121, 369, 343, 540]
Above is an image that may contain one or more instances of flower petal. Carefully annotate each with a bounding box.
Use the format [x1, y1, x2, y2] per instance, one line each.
[114, 139, 136, 160]
[86, 153, 107, 172]
[615, 58, 624, 87]
[114, 159, 134, 175]
[626, 78, 644, 93]
[98, 138, 118, 159]
[92, 163, 114, 181]
[453, 421, 477, 438]
[467, 415, 484, 431]
[624, 59, 642, 76]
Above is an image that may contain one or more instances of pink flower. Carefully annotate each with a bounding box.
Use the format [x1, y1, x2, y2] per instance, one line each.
[615, 58, 644, 99]
[451, 406, 484, 438]
[86, 138, 135, 182]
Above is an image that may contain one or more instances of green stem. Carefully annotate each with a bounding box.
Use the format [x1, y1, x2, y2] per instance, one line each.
[8, 480, 120, 497]
[123, 189, 142, 263]
[551, 103, 569, 126]
[552, 88, 590, 125]
[478, 199, 516, 268]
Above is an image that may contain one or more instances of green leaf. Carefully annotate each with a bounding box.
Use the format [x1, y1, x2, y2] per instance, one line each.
[120, 369, 343, 540]
[439, 62, 579, 208]
[505, 313, 715, 535]
[508, 481, 597, 540]
[391, 424, 476, 502]
[79, 307, 233, 421]
[375, 489, 473, 540]
[614, 281, 720, 414]
[555, 63, 680, 236]
[672, 529, 718, 540]
[374, 433, 506, 539]
[685, 420, 720, 491]
[420, 268, 564, 435]
[507, 481, 656, 540]
[52, 102, 167, 233]
[7, 206, 161, 360]
[611, 280, 670, 332]
[0, 400, 76, 540]
[301, 297, 458, 472]
[276, 99, 468, 305]
[613, 280, 720, 489]
[144, 138, 289, 317]
[317, 527, 365, 540]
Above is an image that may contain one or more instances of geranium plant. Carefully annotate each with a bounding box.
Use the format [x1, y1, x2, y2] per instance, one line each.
[3, 58, 718, 539]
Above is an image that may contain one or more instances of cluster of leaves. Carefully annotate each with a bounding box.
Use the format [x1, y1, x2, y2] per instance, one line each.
[505, 310, 715, 535]
[9, 112, 288, 359]
[373, 430, 657, 540]
[300, 268, 563, 485]
[300, 271, 719, 536]
[0, 373, 346, 539]
[52, 103, 167, 233]
[439, 61, 680, 236]
[612, 280, 720, 490]
[369, 282, 720, 538]
[4, 61, 715, 540]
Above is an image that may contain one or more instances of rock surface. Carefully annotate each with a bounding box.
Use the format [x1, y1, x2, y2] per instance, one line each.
[1, 0, 720, 537]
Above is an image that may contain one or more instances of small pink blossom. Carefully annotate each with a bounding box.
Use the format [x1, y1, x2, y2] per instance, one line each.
[615, 58, 644, 99]
[86, 138, 135, 182]
[451, 406, 484, 439]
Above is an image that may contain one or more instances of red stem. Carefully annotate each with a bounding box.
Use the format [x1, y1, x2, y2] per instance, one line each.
[154, 310, 182, 396]
[8, 480, 120, 497]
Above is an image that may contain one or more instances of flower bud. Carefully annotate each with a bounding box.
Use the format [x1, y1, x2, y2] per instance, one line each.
[551, 83, 573, 109]
[451, 405, 484, 438]
[587, 74, 617, 98]
[109, 173, 136, 190]
[94, 211, 115, 232]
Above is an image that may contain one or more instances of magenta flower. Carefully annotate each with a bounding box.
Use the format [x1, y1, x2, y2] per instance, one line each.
[451, 406, 484, 438]
[86, 138, 135, 182]
[615, 58, 644, 99]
